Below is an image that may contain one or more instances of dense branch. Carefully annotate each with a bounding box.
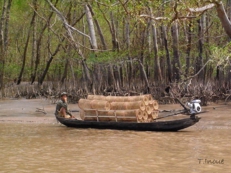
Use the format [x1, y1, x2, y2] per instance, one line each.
[46, 0, 91, 44]
[46, 0, 92, 84]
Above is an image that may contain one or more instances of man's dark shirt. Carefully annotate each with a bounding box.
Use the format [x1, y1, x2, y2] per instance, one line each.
[55, 100, 71, 116]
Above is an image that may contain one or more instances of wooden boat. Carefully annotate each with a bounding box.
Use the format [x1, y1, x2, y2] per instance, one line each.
[55, 114, 201, 131]
[56, 97, 203, 131]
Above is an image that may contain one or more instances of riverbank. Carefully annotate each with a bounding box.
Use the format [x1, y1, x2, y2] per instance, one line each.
[0, 98, 81, 124]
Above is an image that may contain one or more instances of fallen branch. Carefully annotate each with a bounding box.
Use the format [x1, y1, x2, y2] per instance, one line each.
[184, 59, 212, 81]
[36, 107, 47, 114]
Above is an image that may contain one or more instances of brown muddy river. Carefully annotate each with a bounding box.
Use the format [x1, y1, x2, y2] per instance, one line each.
[0, 99, 230, 173]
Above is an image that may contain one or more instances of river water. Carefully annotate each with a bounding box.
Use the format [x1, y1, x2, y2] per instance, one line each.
[0, 99, 230, 173]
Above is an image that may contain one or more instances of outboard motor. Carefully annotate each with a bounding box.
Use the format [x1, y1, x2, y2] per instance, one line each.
[186, 100, 201, 114]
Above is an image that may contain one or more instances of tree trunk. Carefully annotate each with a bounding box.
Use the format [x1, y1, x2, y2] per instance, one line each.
[124, 17, 133, 88]
[94, 18, 107, 50]
[162, 26, 172, 82]
[85, 4, 98, 50]
[31, 0, 37, 84]
[85, 4, 103, 93]
[0, 0, 12, 93]
[114, 65, 122, 92]
[216, 1, 231, 38]
[110, 11, 119, 51]
[0, 0, 7, 91]
[61, 58, 69, 84]
[152, 23, 162, 81]
[138, 60, 150, 93]
[109, 64, 118, 92]
[185, 20, 192, 76]
[139, 26, 147, 85]
[149, 6, 162, 81]
[227, 0, 231, 18]
[226, 0, 231, 83]
[196, 15, 205, 80]
[171, 22, 181, 81]
[16, 29, 31, 85]
[38, 39, 63, 85]
[17, 3, 37, 85]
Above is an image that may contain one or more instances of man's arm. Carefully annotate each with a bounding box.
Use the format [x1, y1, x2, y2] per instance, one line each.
[64, 103, 74, 117]
[66, 110, 72, 116]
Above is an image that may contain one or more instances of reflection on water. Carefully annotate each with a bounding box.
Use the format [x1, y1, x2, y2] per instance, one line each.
[0, 103, 231, 173]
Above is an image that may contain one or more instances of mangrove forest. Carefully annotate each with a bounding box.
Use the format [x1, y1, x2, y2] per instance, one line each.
[0, 0, 231, 104]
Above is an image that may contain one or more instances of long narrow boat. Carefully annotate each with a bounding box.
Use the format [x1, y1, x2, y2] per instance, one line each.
[55, 115, 201, 131]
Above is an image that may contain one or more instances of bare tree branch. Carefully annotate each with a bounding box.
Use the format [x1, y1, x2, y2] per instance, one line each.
[188, 3, 216, 13]
[46, 0, 92, 84]
[46, 0, 91, 44]
[185, 59, 212, 81]
[139, 14, 168, 20]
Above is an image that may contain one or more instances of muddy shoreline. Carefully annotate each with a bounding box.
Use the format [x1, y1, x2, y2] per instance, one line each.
[0, 98, 81, 124]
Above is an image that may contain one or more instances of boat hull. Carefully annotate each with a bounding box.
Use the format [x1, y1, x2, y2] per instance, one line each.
[55, 115, 200, 131]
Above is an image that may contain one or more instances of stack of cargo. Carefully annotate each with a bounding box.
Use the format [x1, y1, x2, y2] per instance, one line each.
[78, 94, 159, 122]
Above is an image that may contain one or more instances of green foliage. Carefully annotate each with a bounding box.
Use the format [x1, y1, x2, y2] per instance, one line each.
[4, 63, 20, 80]
[210, 43, 231, 68]
[1, 0, 231, 86]
[87, 51, 128, 64]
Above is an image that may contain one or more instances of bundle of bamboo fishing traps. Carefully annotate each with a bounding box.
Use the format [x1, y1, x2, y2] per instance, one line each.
[78, 94, 159, 122]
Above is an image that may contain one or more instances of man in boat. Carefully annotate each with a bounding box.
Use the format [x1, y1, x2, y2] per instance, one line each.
[55, 92, 75, 119]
